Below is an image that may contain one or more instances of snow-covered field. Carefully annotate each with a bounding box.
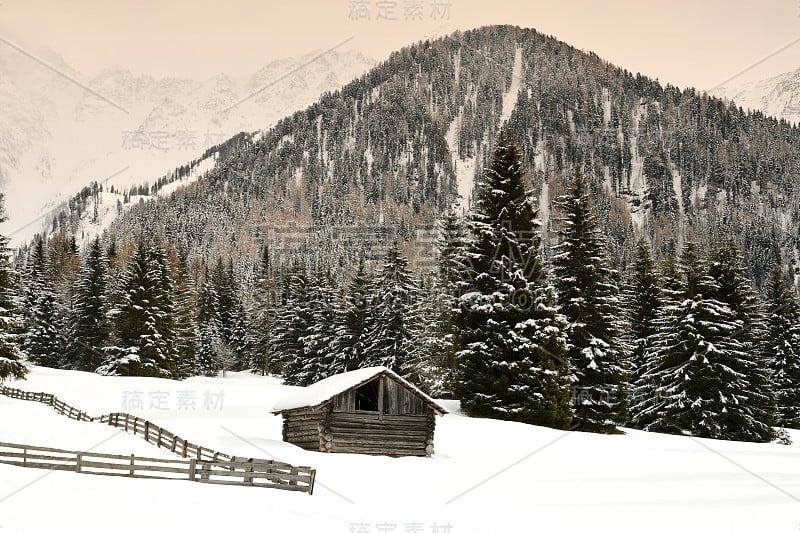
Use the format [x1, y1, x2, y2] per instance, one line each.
[2, 366, 800, 532]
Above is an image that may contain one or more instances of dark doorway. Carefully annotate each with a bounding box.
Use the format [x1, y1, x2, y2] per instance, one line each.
[354, 379, 379, 411]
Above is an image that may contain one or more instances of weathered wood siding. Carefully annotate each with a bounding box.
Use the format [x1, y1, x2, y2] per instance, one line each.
[326, 410, 436, 457]
[383, 377, 425, 415]
[282, 409, 326, 451]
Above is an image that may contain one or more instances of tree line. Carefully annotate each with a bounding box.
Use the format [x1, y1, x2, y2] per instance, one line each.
[1, 133, 799, 444]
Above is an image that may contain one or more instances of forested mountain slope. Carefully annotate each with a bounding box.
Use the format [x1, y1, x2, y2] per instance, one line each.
[52, 25, 800, 288]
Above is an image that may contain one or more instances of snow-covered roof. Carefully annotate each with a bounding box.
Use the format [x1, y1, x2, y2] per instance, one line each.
[271, 366, 448, 415]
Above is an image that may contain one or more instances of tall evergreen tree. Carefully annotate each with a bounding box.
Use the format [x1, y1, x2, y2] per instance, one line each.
[169, 246, 198, 379]
[195, 265, 221, 376]
[69, 237, 110, 371]
[272, 268, 313, 385]
[98, 239, 178, 378]
[248, 246, 279, 375]
[23, 288, 65, 368]
[0, 196, 26, 383]
[296, 272, 338, 385]
[552, 166, 628, 433]
[762, 267, 800, 429]
[639, 243, 776, 442]
[413, 208, 466, 395]
[363, 242, 419, 378]
[331, 255, 372, 374]
[453, 131, 572, 429]
[626, 238, 662, 426]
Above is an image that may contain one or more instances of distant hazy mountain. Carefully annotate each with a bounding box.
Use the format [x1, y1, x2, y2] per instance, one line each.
[0, 46, 375, 245]
[710, 68, 800, 125]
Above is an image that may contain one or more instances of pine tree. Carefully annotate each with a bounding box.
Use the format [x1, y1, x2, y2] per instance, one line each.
[69, 237, 110, 371]
[453, 131, 572, 428]
[411, 272, 456, 395]
[626, 238, 662, 426]
[707, 240, 776, 440]
[20, 237, 65, 368]
[331, 255, 372, 374]
[99, 239, 178, 378]
[0, 195, 26, 383]
[23, 288, 65, 368]
[297, 272, 338, 385]
[762, 267, 800, 429]
[196, 261, 221, 376]
[248, 246, 279, 375]
[552, 166, 628, 433]
[363, 242, 419, 378]
[169, 246, 198, 379]
[271, 268, 313, 385]
[641, 243, 776, 442]
[412, 208, 465, 395]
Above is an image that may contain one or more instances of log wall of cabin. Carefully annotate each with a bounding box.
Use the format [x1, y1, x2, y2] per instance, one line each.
[325, 408, 437, 457]
[282, 408, 326, 451]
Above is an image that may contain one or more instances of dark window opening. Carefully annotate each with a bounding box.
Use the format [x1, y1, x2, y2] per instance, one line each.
[355, 380, 380, 411]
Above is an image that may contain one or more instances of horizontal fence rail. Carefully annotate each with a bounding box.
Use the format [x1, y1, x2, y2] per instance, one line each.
[0, 441, 315, 492]
[0, 386, 315, 494]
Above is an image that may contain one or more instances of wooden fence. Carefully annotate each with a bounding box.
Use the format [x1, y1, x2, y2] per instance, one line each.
[0, 441, 315, 492]
[0, 386, 316, 493]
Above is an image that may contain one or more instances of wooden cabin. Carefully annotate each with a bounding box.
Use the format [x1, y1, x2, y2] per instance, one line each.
[271, 367, 447, 457]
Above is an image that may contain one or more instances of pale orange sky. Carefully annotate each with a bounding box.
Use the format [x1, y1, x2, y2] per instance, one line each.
[1, 0, 799, 89]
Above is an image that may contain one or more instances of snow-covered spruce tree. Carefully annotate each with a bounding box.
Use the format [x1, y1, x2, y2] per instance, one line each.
[248, 246, 279, 375]
[208, 258, 250, 370]
[195, 268, 221, 376]
[271, 268, 314, 386]
[641, 243, 776, 442]
[331, 255, 372, 374]
[762, 267, 800, 429]
[23, 287, 66, 368]
[296, 272, 339, 385]
[412, 207, 465, 396]
[452, 131, 572, 429]
[411, 272, 456, 395]
[98, 239, 178, 378]
[0, 196, 26, 383]
[168, 246, 197, 379]
[21, 236, 66, 368]
[363, 242, 419, 378]
[552, 166, 628, 433]
[706, 240, 776, 440]
[625, 238, 662, 427]
[69, 237, 110, 371]
[22, 235, 47, 317]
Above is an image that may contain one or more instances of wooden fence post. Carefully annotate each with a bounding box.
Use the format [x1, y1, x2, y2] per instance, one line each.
[76, 453, 82, 473]
[189, 459, 196, 481]
[129, 454, 135, 476]
[200, 463, 210, 481]
[245, 460, 254, 486]
[144, 421, 150, 442]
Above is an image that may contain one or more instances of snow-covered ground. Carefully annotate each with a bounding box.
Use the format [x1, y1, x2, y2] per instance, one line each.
[2, 366, 800, 533]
